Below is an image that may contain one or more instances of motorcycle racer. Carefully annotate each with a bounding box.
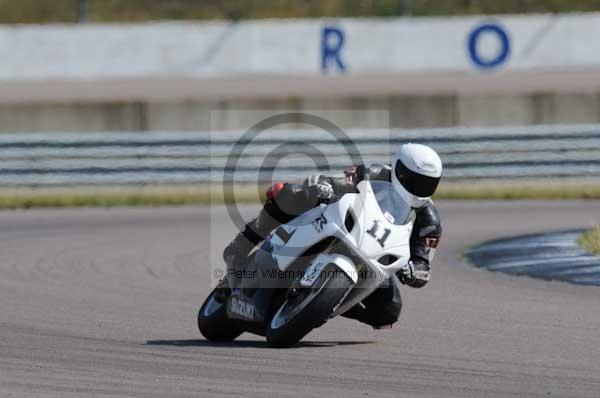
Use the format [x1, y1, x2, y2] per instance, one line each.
[223, 143, 443, 329]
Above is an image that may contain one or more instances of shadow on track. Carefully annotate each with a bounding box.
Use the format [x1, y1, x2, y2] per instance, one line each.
[146, 339, 375, 348]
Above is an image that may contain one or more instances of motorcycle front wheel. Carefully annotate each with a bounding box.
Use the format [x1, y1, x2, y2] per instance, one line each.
[266, 264, 354, 348]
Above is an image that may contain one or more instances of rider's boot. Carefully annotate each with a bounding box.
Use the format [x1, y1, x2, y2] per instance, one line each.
[223, 228, 257, 289]
[342, 303, 397, 329]
[341, 277, 402, 329]
[213, 278, 232, 302]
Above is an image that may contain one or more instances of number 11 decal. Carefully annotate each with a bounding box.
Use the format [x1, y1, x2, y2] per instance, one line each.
[366, 220, 391, 247]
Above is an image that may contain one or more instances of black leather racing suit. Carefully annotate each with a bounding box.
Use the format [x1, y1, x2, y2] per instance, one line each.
[225, 164, 442, 328]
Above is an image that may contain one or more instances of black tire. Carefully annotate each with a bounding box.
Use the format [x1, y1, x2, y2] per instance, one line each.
[266, 264, 354, 348]
[197, 288, 243, 342]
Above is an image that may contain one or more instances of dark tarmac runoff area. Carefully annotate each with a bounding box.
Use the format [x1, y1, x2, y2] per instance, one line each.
[1, 201, 600, 397]
[467, 230, 600, 286]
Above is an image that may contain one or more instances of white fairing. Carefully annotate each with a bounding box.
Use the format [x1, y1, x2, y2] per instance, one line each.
[300, 253, 358, 285]
[269, 180, 414, 284]
[392, 143, 442, 208]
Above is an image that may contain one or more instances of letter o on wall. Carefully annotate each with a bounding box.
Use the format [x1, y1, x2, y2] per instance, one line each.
[468, 23, 511, 69]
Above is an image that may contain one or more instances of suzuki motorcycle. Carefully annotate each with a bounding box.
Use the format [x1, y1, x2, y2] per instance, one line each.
[198, 179, 415, 347]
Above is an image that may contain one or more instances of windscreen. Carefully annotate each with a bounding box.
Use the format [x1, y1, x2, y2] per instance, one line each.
[370, 181, 412, 225]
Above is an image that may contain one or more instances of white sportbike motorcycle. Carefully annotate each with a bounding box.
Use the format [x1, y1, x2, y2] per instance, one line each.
[198, 179, 415, 347]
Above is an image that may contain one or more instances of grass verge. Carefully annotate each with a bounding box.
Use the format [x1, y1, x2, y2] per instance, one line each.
[5, 0, 600, 24]
[0, 192, 212, 209]
[435, 183, 600, 200]
[0, 186, 258, 209]
[578, 226, 600, 256]
[1, 183, 600, 209]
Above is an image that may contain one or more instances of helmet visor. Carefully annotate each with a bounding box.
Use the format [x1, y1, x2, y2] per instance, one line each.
[395, 161, 440, 198]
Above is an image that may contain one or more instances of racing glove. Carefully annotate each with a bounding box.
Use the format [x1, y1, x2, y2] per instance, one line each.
[304, 176, 335, 204]
[397, 261, 415, 284]
[396, 260, 430, 288]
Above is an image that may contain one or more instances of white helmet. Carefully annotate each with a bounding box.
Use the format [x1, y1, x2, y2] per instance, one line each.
[392, 143, 442, 208]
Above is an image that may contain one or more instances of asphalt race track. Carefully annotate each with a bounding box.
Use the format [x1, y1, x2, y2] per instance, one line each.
[2, 201, 600, 397]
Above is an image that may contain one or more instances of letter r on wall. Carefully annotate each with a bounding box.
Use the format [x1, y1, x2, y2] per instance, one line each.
[321, 26, 346, 73]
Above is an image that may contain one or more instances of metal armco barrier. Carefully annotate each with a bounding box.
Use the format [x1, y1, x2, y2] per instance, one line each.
[1, 124, 600, 186]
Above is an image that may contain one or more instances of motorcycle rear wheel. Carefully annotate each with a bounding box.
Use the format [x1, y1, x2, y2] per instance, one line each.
[197, 282, 243, 342]
[266, 264, 353, 348]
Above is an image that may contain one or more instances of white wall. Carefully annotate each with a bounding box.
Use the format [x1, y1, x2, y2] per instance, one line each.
[2, 14, 600, 103]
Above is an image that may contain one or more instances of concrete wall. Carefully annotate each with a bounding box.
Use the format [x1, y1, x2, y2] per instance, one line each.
[2, 93, 600, 132]
[3, 14, 600, 89]
[0, 103, 147, 132]
[2, 16, 600, 131]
